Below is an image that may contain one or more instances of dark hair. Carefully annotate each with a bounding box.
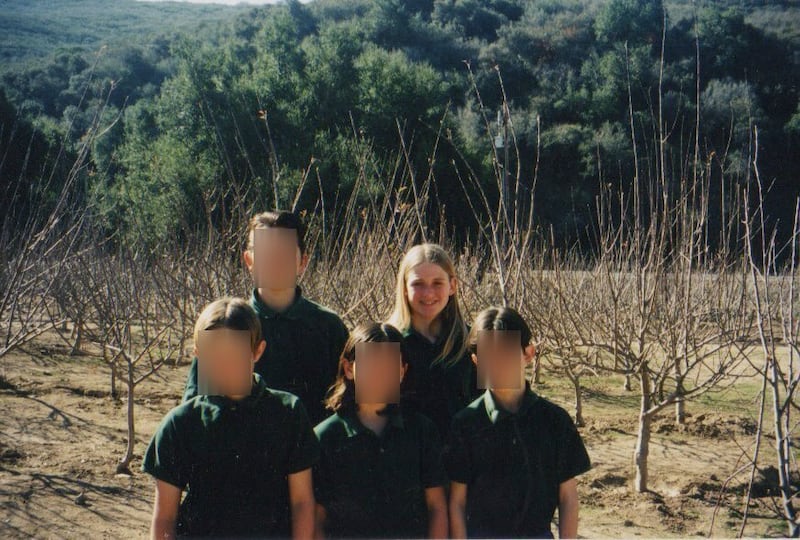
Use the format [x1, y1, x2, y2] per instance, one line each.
[468, 306, 532, 354]
[246, 210, 307, 254]
[325, 322, 407, 413]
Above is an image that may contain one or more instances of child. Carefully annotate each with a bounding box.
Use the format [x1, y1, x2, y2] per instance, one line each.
[182, 210, 350, 426]
[386, 243, 478, 436]
[444, 307, 591, 539]
[313, 322, 448, 539]
[143, 297, 319, 538]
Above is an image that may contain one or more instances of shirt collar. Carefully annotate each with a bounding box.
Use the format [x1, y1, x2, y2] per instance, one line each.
[483, 387, 538, 424]
[206, 373, 267, 410]
[338, 406, 405, 437]
[250, 286, 308, 320]
[402, 326, 445, 348]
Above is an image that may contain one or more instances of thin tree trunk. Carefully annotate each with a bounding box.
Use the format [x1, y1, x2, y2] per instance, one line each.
[69, 317, 82, 356]
[674, 357, 686, 425]
[532, 355, 542, 385]
[634, 364, 651, 492]
[770, 359, 799, 536]
[675, 399, 685, 426]
[117, 360, 135, 474]
[572, 375, 584, 427]
[566, 367, 586, 427]
[177, 333, 186, 366]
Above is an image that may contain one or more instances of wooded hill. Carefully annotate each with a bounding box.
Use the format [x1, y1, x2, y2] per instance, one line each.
[1, 0, 799, 249]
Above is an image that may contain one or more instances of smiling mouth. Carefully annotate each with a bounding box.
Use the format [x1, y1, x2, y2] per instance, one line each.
[419, 300, 439, 306]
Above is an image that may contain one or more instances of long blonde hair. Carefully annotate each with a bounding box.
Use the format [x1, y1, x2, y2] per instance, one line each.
[387, 243, 468, 365]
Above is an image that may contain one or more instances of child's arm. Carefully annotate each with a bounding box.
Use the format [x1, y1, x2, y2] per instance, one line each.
[558, 477, 579, 539]
[150, 480, 181, 540]
[288, 468, 316, 540]
[448, 481, 468, 539]
[424, 486, 448, 539]
[313, 504, 326, 540]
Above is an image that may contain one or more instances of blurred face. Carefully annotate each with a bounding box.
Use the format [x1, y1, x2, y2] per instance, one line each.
[195, 329, 261, 397]
[247, 228, 304, 290]
[346, 342, 405, 405]
[405, 262, 456, 322]
[475, 330, 526, 390]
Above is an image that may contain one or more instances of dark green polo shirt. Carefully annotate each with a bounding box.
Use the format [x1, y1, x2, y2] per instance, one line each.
[400, 326, 480, 436]
[313, 407, 447, 539]
[443, 388, 591, 539]
[143, 374, 320, 537]
[183, 287, 349, 425]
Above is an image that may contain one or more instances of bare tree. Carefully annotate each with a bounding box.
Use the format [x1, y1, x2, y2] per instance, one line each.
[0, 149, 87, 361]
[742, 128, 800, 537]
[87, 247, 180, 473]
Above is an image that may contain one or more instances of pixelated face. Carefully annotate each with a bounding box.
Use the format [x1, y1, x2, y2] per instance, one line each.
[252, 227, 302, 290]
[405, 262, 455, 322]
[196, 329, 254, 397]
[475, 329, 524, 390]
[352, 342, 403, 405]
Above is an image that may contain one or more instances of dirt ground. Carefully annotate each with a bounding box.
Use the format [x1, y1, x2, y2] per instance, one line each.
[0, 329, 790, 538]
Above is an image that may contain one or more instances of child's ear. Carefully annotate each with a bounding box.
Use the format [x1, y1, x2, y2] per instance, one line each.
[242, 249, 254, 273]
[253, 340, 266, 362]
[298, 252, 310, 274]
[193, 346, 199, 359]
[449, 276, 458, 296]
[470, 353, 478, 366]
[523, 343, 536, 364]
[400, 362, 408, 381]
[343, 359, 355, 380]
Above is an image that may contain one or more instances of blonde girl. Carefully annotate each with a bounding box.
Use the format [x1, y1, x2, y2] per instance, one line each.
[387, 243, 478, 435]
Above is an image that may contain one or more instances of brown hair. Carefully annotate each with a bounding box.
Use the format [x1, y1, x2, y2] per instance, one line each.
[325, 322, 407, 413]
[468, 306, 533, 353]
[193, 297, 262, 352]
[245, 210, 307, 253]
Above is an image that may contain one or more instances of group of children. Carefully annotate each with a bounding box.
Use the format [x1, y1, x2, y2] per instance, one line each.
[142, 211, 591, 539]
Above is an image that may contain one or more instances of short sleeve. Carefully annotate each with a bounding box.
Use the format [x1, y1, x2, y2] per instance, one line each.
[555, 408, 591, 483]
[181, 357, 199, 403]
[141, 413, 188, 490]
[419, 416, 448, 488]
[286, 400, 321, 474]
[442, 418, 472, 484]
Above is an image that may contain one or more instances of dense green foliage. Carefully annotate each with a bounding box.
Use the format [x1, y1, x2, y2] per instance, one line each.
[2, 0, 799, 249]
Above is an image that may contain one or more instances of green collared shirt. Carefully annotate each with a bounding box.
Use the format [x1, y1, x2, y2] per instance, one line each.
[400, 326, 480, 437]
[483, 387, 540, 423]
[182, 287, 349, 425]
[142, 374, 320, 537]
[443, 388, 591, 539]
[313, 407, 447, 538]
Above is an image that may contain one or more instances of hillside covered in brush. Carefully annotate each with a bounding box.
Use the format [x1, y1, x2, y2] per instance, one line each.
[2, 0, 799, 248]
